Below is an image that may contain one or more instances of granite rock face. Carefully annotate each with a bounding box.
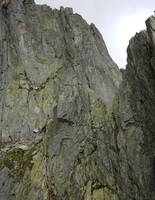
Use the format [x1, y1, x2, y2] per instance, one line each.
[0, 0, 155, 200]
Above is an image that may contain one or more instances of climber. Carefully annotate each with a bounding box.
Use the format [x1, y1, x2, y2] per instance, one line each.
[154, 10, 155, 17]
[0, 0, 11, 9]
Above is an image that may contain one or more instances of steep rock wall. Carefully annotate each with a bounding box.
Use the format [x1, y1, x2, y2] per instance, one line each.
[0, 0, 155, 200]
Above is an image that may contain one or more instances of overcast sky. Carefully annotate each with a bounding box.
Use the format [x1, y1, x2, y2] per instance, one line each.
[35, 0, 154, 68]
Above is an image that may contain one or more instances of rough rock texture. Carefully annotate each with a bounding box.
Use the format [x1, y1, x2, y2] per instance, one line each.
[0, 0, 155, 200]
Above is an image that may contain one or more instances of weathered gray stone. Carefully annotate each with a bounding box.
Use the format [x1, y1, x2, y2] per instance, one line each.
[0, 0, 155, 200]
[23, 0, 35, 4]
[0, 168, 15, 200]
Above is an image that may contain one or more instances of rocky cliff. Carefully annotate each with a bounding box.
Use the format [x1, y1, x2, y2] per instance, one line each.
[0, 0, 155, 200]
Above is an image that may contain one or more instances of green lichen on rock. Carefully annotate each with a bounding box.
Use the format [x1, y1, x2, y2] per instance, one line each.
[0, 0, 155, 200]
[0, 146, 36, 181]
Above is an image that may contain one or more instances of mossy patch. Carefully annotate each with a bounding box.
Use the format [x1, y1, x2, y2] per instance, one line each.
[1, 146, 36, 181]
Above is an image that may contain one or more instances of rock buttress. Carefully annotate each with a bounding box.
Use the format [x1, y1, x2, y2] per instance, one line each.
[1, 1, 155, 200]
[0, 0, 122, 199]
